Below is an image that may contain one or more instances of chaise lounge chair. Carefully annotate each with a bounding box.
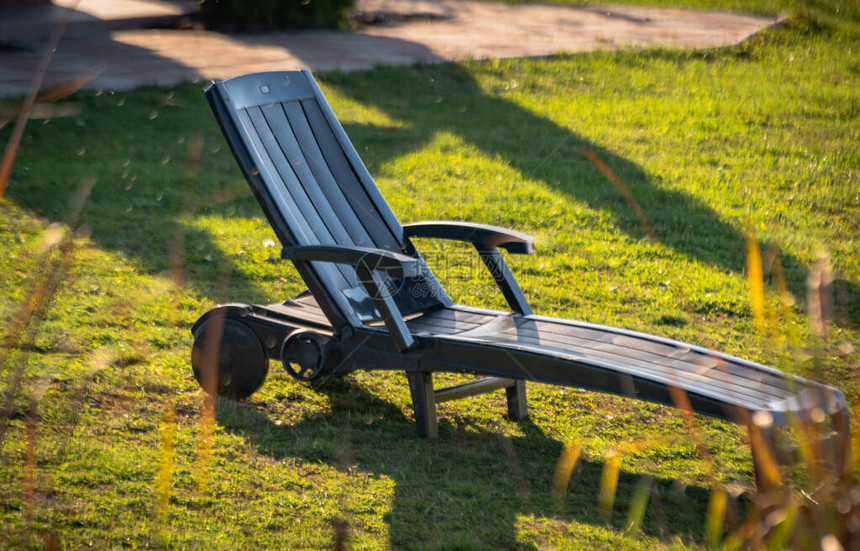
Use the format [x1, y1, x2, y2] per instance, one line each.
[190, 70, 848, 480]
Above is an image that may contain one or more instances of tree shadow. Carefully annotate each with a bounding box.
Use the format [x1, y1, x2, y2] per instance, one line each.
[1, 26, 456, 309]
[3, 118, 276, 306]
[5, 7, 854, 328]
[216, 376, 718, 547]
[321, 63, 858, 329]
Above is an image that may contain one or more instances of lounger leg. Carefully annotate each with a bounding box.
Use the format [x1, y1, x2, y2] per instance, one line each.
[506, 380, 528, 420]
[407, 372, 438, 440]
[833, 409, 852, 482]
[749, 425, 781, 495]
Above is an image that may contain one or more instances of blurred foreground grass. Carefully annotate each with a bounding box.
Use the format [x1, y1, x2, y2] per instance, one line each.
[0, 3, 858, 549]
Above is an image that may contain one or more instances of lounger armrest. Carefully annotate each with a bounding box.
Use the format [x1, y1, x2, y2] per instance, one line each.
[281, 245, 421, 279]
[403, 221, 533, 316]
[403, 222, 535, 255]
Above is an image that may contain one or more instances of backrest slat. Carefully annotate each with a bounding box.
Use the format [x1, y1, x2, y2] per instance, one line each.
[241, 106, 361, 302]
[281, 102, 383, 248]
[299, 99, 402, 250]
[246, 106, 358, 290]
[207, 71, 452, 329]
[236, 107, 312, 245]
[302, 70, 408, 245]
[259, 103, 357, 247]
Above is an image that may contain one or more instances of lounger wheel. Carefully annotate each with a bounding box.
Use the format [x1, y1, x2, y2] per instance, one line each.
[281, 330, 333, 382]
[191, 317, 268, 399]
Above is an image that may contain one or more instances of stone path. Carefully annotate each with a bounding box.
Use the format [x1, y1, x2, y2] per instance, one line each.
[0, 0, 780, 97]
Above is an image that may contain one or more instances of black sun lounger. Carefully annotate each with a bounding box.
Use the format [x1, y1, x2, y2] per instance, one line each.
[191, 70, 849, 477]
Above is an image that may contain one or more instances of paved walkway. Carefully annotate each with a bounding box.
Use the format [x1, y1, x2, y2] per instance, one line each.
[0, 0, 779, 97]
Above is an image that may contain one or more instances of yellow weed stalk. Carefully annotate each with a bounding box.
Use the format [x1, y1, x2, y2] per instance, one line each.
[155, 404, 177, 524]
[730, 237, 860, 548]
[705, 487, 727, 548]
[745, 232, 767, 339]
[852, 397, 860, 477]
[579, 145, 656, 241]
[624, 474, 652, 537]
[195, 393, 215, 501]
[552, 439, 582, 501]
[747, 410, 783, 491]
[168, 133, 204, 329]
[667, 384, 718, 477]
[599, 451, 621, 522]
[807, 252, 833, 343]
[767, 497, 800, 551]
[598, 439, 660, 523]
[0, 177, 92, 460]
[768, 252, 803, 352]
[0, 0, 87, 201]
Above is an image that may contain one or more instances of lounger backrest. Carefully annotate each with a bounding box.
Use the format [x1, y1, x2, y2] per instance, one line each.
[206, 70, 446, 328]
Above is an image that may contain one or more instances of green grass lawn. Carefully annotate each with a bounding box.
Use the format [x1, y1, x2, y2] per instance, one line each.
[487, 0, 859, 20]
[486, 0, 784, 14]
[1, 3, 858, 550]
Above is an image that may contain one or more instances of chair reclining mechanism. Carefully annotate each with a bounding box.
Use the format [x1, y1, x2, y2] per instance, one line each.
[190, 70, 849, 481]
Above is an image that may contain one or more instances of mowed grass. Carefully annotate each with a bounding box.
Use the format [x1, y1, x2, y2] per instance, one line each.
[486, 0, 789, 14]
[488, 0, 860, 20]
[1, 6, 858, 550]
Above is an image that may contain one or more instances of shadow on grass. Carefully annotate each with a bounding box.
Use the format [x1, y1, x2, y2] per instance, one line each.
[2, 81, 282, 305]
[3, 40, 856, 329]
[216, 377, 716, 547]
[322, 63, 858, 328]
